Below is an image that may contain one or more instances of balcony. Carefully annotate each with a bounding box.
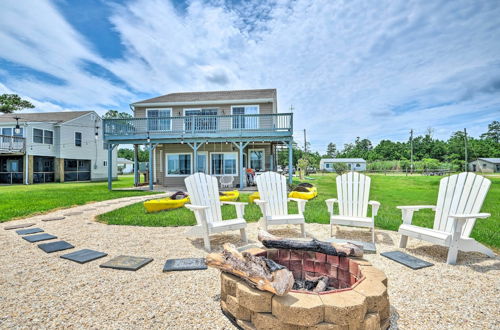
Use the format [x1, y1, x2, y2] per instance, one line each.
[103, 113, 293, 142]
[0, 135, 26, 153]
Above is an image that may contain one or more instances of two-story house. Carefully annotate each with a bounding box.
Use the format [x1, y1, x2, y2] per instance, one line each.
[0, 111, 117, 184]
[103, 89, 293, 190]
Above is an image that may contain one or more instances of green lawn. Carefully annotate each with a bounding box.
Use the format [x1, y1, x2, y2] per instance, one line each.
[98, 174, 500, 250]
[0, 176, 157, 222]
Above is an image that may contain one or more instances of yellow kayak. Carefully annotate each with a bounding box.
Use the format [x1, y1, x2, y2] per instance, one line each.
[144, 191, 190, 213]
[220, 190, 239, 201]
[249, 192, 260, 203]
[250, 186, 317, 202]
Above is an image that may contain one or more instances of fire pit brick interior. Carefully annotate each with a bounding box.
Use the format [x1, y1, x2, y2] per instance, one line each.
[220, 248, 390, 329]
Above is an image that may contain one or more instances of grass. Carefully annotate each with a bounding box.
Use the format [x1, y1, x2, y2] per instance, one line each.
[0, 175, 157, 222]
[98, 173, 500, 250]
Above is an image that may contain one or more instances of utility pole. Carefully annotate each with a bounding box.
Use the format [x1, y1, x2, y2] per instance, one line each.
[464, 128, 468, 172]
[410, 129, 414, 174]
[303, 129, 307, 153]
[289, 105, 294, 112]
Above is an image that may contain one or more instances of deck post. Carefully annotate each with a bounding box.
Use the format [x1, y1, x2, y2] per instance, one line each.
[148, 143, 154, 191]
[288, 140, 293, 185]
[193, 142, 198, 173]
[133, 144, 139, 186]
[107, 144, 114, 191]
[239, 142, 244, 188]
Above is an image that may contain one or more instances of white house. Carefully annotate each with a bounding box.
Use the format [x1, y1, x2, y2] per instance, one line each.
[468, 158, 500, 173]
[0, 111, 117, 184]
[117, 157, 134, 174]
[320, 158, 367, 172]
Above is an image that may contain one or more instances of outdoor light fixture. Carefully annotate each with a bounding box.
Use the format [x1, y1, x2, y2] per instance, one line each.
[14, 116, 21, 134]
[95, 125, 100, 139]
[147, 132, 151, 143]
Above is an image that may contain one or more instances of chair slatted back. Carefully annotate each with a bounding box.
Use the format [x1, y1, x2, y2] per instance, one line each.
[336, 172, 371, 217]
[256, 172, 288, 216]
[434, 172, 491, 237]
[185, 173, 222, 224]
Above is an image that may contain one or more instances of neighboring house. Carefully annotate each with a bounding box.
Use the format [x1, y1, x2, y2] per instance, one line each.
[0, 111, 117, 184]
[117, 157, 134, 174]
[103, 89, 293, 190]
[320, 158, 367, 172]
[468, 158, 500, 173]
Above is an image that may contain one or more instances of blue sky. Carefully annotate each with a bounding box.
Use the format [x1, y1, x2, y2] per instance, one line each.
[1, 0, 499, 152]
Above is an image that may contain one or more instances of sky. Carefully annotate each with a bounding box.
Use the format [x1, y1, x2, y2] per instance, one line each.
[0, 0, 499, 152]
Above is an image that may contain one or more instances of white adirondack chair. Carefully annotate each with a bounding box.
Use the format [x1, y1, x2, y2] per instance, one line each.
[325, 172, 380, 243]
[398, 172, 494, 264]
[255, 172, 307, 237]
[184, 173, 247, 251]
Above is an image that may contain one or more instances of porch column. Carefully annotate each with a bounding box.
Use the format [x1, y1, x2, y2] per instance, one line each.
[148, 143, 154, 191]
[133, 144, 139, 186]
[233, 141, 249, 189]
[187, 142, 204, 173]
[288, 140, 293, 185]
[107, 143, 115, 191]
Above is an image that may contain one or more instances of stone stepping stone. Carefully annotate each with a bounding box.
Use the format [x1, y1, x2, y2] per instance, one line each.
[82, 208, 96, 211]
[325, 238, 377, 254]
[163, 258, 207, 272]
[16, 228, 44, 235]
[22, 233, 57, 243]
[38, 241, 74, 253]
[4, 223, 36, 230]
[61, 249, 108, 264]
[63, 212, 83, 216]
[381, 251, 434, 270]
[100, 255, 153, 271]
[42, 216, 66, 222]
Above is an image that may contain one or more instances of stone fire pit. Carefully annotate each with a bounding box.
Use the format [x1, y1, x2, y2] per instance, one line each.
[220, 248, 390, 329]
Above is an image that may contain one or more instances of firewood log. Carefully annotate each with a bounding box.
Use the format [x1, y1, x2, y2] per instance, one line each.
[313, 276, 329, 293]
[206, 243, 294, 296]
[258, 230, 363, 257]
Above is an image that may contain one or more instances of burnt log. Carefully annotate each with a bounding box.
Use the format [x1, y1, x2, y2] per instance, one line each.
[206, 243, 294, 296]
[258, 230, 363, 258]
[313, 276, 329, 293]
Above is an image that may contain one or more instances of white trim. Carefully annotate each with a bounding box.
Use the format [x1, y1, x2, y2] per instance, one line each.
[32, 127, 54, 145]
[230, 104, 260, 115]
[146, 108, 173, 131]
[248, 148, 265, 171]
[165, 152, 193, 177]
[132, 98, 274, 108]
[195, 151, 209, 174]
[210, 151, 238, 176]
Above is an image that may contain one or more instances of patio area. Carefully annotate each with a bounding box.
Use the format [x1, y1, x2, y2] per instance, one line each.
[0, 199, 498, 329]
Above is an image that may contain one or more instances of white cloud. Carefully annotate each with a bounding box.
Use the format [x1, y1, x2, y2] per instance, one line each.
[0, 0, 499, 151]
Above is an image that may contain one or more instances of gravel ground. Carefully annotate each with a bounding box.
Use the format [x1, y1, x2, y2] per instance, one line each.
[1, 197, 498, 329]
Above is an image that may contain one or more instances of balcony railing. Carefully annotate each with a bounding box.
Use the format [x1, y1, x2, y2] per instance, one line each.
[103, 113, 293, 140]
[0, 135, 26, 153]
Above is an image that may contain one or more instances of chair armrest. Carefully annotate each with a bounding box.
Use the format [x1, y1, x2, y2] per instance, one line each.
[221, 201, 247, 219]
[449, 213, 491, 220]
[288, 198, 307, 215]
[397, 205, 436, 211]
[368, 200, 381, 217]
[185, 204, 210, 229]
[325, 198, 338, 217]
[254, 199, 269, 217]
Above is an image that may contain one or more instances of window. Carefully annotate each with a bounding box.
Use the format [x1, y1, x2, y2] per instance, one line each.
[33, 156, 55, 183]
[248, 149, 265, 171]
[103, 161, 107, 166]
[44, 130, 53, 144]
[184, 109, 218, 131]
[166, 153, 192, 176]
[75, 132, 82, 147]
[147, 109, 172, 131]
[13, 127, 23, 138]
[356, 163, 361, 167]
[33, 128, 43, 143]
[232, 105, 259, 129]
[325, 163, 331, 169]
[211, 152, 237, 175]
[64, 159, 91, 181]
[196, 152, 208, 173]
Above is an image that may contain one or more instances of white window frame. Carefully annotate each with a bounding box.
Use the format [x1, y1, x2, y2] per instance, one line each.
[183, 108, 218, 132]
[75, 132, 82, 147]
[1, 127, 24, 137]
[165, 152, 193, 177]
[32, 128, 44, 144]
[230, 105, 260, 129]
[146, 108, 173, 131]
[210, 151, 238, 176]
[195, 151, 209, 174]
[248, 148, 265, 171]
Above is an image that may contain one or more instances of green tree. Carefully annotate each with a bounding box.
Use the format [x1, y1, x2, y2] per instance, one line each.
[118, 148, 149, 162]
[103, 110, 133, 119]
[481, 120, 500, 143]
[0, 94, 34, 113]
[326, 143, 337, 157]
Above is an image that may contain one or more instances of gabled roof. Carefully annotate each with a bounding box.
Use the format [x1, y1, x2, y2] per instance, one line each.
[475, 158, 500, 164]
[320, 158, 366, 163]
[132, 89, 276, 106]
[0, 111, 94, 124]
